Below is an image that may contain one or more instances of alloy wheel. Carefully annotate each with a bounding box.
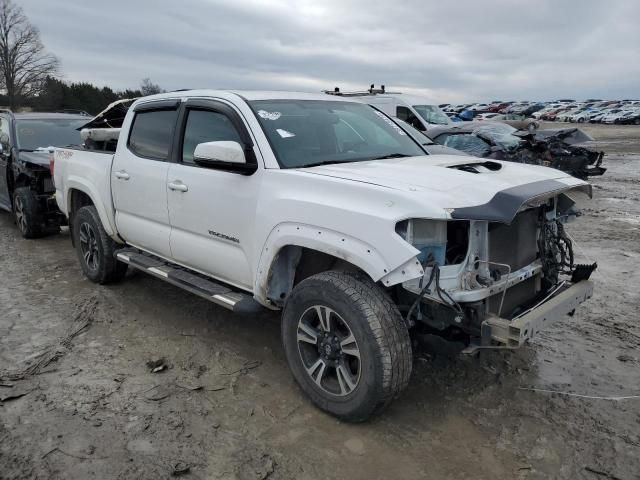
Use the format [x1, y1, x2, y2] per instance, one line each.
[79, 222, 99, 271]
[14, 196, 27, 234]
[296, 305, 361, 396]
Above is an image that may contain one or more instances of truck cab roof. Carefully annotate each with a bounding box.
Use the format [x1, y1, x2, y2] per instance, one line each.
[137, 90, 356, 104]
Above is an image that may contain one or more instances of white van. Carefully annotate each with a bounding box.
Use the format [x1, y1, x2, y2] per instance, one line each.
[325, 88, 452, 131]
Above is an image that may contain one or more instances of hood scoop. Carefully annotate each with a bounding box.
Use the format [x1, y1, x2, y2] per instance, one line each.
[448, 161, 503, 174]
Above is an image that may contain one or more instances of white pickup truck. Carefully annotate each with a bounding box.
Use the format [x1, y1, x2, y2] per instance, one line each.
[53, 90, 596, 421]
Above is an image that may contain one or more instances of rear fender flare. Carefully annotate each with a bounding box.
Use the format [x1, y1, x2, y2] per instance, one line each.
[64, 178, 117, 238]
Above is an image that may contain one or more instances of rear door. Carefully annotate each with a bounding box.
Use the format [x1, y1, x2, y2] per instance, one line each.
[166, 99, 261, 290]
[0, 115, 12, 209]
[111, 100, 179, 258]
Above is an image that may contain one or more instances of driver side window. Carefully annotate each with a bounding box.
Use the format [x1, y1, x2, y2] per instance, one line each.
[396, 106, 425, 131]
[181, 109, 242, 165]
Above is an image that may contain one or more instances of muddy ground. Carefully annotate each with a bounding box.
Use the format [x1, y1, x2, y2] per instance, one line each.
[1, 123, 639, 480]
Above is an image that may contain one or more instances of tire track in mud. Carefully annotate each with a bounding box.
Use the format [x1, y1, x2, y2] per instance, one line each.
[0, 294, 99, 382]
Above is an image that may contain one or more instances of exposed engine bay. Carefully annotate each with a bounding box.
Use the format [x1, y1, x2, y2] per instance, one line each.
[398, 190, 596, 346]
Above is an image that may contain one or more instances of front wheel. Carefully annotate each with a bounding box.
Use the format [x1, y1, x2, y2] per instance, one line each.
[282, 271, 412, 422]
[73, 205, 127, 284]
[13, 187, 45, 238]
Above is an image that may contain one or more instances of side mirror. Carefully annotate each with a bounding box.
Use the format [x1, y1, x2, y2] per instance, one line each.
[194, 141, 246, 165]
[192, 141, 257, 175]
[0, 143, 3, 155]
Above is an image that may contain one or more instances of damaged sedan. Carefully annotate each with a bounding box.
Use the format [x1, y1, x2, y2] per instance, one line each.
[427, 122, 606, 179]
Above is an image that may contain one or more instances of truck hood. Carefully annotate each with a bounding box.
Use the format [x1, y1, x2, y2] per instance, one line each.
[18, 150, 51, 168]
[298, 155, 591, 223]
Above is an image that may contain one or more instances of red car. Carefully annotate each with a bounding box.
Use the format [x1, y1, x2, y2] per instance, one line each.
[489, 102, 512, 113]
[542, 107, 570, 121]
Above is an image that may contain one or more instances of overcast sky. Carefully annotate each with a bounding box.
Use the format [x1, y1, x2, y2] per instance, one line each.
[20, 0, 640, 103]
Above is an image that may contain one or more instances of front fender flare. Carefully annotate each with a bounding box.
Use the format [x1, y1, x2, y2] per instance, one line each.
[253, 222, 423, 305]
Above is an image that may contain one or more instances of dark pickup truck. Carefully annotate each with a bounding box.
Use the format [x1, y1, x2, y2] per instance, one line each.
[0, 111, 89, 237]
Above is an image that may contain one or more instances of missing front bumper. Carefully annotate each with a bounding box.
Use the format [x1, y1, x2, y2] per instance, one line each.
[480, 280, 594, 347]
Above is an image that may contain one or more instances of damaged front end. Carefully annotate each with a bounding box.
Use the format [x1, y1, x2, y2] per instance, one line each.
[509, 128, 606, 180]
[433, 123, 606, 180]
[399, 184, 596, 348]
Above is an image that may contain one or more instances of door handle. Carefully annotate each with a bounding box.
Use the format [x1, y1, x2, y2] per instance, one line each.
[114, 170, 130, 180]
[168, 181, 188, 192]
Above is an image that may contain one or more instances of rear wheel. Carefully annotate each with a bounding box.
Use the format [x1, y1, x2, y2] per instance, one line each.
[13, 187, 45, 239]
[73, 205, 127, 284]
[282, 271, 412, 422]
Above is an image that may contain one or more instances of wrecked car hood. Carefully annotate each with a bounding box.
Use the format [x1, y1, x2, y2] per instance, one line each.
[78, 98, 138, 130]
[529, 128, 594, 145]
[299, 155, 590, 223]
[430, 123, 604, 179]
[18, 150, 50, 168]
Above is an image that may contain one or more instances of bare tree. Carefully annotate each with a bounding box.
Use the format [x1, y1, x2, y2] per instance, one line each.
[0, 0, 58, 109]
[140, 77, 164, 96]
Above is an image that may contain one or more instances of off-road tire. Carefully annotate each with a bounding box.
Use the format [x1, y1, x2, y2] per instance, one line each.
[13, 187, 45, 239]
[73, 205, 127, 284]
[282, 271, 412, 422]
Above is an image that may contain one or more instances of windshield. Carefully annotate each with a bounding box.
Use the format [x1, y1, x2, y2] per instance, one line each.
[249, 100, 425, 168]
[473, 123, 521, 150]
[412, 105, 451, 125]
[15, 118, 86, 151]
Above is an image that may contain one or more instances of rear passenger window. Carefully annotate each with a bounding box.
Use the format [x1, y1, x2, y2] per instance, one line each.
[181, 109, 243, 164]
[128, 109, 177, 160]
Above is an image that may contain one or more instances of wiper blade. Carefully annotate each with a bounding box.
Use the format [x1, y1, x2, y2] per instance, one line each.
[369, 153, 411, 160]
[301, 160, 351, 168]
[300, 153, 411, 168]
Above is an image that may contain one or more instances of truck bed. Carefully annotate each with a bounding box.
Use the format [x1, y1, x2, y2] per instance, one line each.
[53, 147, 119, 237]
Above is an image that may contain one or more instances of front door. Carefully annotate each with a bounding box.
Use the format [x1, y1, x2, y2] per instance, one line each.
[111, 102, 179, 258]
[167, 100, 260, 291]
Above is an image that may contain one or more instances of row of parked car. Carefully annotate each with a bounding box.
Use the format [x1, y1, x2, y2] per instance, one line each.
[534, 101, 640, 124]
[1, 90, 598, 421]
[442, 99, 640, 125]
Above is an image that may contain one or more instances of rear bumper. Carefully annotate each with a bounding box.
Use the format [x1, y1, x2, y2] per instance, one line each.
[480, 280, 594, 347]
[35, 193, 66, 227]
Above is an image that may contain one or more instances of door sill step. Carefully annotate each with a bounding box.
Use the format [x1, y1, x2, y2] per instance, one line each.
[115, 249, 262, 314]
